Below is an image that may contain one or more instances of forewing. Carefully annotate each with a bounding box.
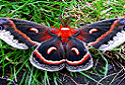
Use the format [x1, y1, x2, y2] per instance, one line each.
[66, 38, 93, 72]
[30, 37, 65, 72]
[76, 18, 125, 50]
[0, 18, 53, 49]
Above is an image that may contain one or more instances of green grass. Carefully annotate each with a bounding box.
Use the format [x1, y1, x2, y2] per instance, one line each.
[0, 0, 125, 85]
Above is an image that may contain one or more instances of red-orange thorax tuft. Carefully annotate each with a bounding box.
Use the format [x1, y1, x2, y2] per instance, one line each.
[51, 24, 78, 43]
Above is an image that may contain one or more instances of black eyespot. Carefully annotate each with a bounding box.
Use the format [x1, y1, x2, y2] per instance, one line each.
[123, 26, 125, 30]
[0, 25, 4, 30]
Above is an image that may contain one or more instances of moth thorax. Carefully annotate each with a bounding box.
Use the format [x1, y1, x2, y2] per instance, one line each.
[61, 28, 70, 30]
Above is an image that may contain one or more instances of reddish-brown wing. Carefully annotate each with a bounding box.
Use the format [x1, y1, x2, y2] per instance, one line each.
[0, 18, 54, 49]
[75, 18, 125, 50]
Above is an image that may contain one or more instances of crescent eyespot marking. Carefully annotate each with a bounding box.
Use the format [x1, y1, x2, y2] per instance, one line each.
[89, 28, 98, 34]
[47, 46, 57, 54]
[7, 19, 38, 45]
[90, 19, 120, 46]
[29, 28, 39, 33]
[71, 47, 79, 55]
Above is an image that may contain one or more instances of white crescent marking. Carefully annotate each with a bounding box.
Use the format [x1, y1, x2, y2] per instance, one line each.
[47, 46, 57, 54]
[71, 47, 79, 55]
[89, 28, 98, 34]
[29, 28, 39, 33]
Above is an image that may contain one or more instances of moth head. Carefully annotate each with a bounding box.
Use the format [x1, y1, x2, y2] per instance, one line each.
[51, 24, 77, 39]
